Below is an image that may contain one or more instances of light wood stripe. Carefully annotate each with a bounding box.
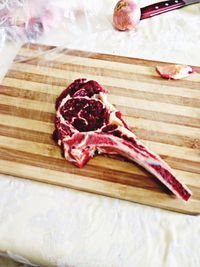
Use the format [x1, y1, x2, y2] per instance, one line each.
[174, 170, 200, 187]
[1, 124, 199, 178]
[6, 71, 200, 124]
[110, 84, 200, 101]
[1, 44, 199, 214]
[1, 85, 199, 119]
[0, 104, 53, 123]
[1, 103, 200, 139]
[1, 115, 199, 150]
[0, 146, 154, 178]
[1, 86, 200, 143]
[16, 46, 200, 86]
[1, 113, 199, 139]
[18, 48, 157, 77]
[0, 114, 53, 133]
[0, 85, 56, 103]
[1, 100, 200, 130]
[21, 43, 56, 52]
[0, 95, 54, 113]
[118, 105, 200, 128]
[108, 86, 200, 108]
[126, 117, 200, 139]
[7, 70, 68, 87]
[1, 123, 197, 154]
[0, 148, 169, 192]
[3, 76, 200, 100]
[2, 77, 63, 94]
[1, 159, 200, 215]
[1, 81, 199, 121]
[19, 43, 200, 72]
[0, 127, 199, 178]
[134, 129, 200, 150]
[160, 157, 200, 175]
[2, 81, 200, 109]
[1, 147, 200, 198]
[1, 135, 199, 168]
[0, 125, 52, 145]
[0, 122, 199, 161]
[1, 87, 200, 131]
[11, 61, 200, 90]
[110, 94, 200, 119]
[3, 143, 194, 187]
[143, 140, 200, 163]
[90, 155, 200, 187]
[24, 56, 200, 84]
[0, 136, 59, 159]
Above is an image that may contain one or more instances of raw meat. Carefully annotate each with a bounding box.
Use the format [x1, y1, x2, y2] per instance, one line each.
[156, 64, 194, 80]
[54, 79, 192, 201]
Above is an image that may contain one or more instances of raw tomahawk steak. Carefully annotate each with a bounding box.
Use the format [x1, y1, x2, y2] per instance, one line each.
[54, 79, 192, 201]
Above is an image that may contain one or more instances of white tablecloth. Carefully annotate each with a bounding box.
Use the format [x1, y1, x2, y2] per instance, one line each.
[0, 1, 200, 266]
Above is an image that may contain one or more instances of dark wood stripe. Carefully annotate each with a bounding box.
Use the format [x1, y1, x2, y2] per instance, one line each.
[6, 70, 69, 87]
[1, 147, 200, 200]
[0, 85, 57, 103]
[0, 124, 53, 145]
[4, 71, 200, 128]
[19, 43, 165, 67]
[117, 105, 200, 128]
[15, 44, 56, 62]
[6, 69, 200, 108]
[1, 81, 199, 109]
[161, 156, 200, 174]
[107, 85, 200, 108]
[0, 147, 171, 194]
[21, 43, 200, 71]
[0, 104, 54, 123]
[15, 59, 200, 90]
[134, 128, 200, 150]
[1, 120, 199, 151]
[0, 125, 199, 174]
[1, 100, 199, 131]
[22, 43, 56, 51]
[61, 50, 200, 72]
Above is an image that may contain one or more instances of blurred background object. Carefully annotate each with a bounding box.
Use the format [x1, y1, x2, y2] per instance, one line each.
[0, 0, 63, 44]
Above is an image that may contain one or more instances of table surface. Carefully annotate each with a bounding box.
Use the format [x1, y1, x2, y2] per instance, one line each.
[0, 1, 200, 267]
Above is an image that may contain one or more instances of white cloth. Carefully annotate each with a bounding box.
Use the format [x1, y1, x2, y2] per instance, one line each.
[0, 1, 200, 266]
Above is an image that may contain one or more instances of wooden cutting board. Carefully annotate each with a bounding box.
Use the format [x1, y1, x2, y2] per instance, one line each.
[0, 43, 200, 215]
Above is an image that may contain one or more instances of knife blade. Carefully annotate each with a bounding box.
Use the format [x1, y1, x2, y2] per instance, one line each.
[141, 0, 200, 20]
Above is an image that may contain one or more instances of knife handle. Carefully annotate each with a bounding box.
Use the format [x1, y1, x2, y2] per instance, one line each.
[140, 0, 186, 20]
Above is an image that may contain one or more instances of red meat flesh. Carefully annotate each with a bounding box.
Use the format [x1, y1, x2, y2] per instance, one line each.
[54, 79, 192, 201]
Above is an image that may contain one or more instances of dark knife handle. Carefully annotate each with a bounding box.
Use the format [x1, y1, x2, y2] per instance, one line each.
[140, 0, 186, 20]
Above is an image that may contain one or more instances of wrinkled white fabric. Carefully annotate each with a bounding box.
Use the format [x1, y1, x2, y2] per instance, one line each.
[0, 0, 200, 267]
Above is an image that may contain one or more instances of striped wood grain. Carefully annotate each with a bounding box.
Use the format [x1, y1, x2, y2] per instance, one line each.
[0, 43, 200, 214]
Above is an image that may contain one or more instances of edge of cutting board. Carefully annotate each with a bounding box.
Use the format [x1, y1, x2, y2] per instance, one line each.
[1, 43, 200, 215]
